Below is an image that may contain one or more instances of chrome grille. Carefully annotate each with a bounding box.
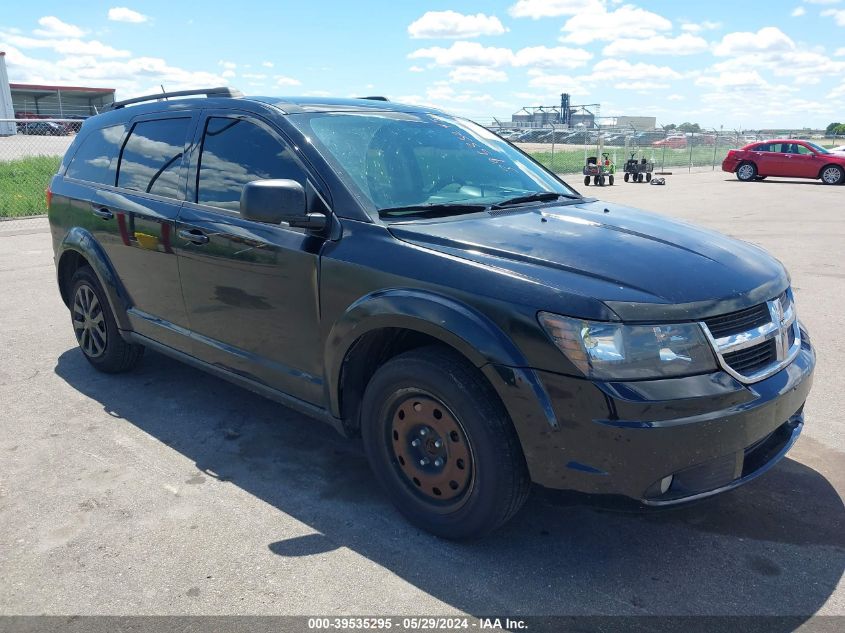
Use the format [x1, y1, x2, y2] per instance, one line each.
[700, 289, 801, 383]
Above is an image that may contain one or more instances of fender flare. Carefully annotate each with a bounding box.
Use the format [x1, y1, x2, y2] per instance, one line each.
[325, 288, 534, 418]
[57, 227, 132, 331]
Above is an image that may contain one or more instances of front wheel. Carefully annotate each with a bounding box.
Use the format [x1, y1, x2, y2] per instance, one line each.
[624, 173, 630, 182]
[70, 267, 144, 373]
[584, 176, 590, 186]
[736, 162, 757, 182]
[646, 172, 652, 182]
[361, 346, 530, 539]
[608, 175, 614, 186]
[821, 165, 844, 185]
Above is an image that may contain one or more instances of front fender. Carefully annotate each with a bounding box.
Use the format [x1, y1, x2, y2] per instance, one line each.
[58, 227, 132, 331]
[325, 289, 533, 412]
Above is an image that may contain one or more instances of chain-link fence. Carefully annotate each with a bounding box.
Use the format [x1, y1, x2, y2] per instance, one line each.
[0, 119, 75, 218]
[1, 116, 842, 218]
[486, 122, 843, 176]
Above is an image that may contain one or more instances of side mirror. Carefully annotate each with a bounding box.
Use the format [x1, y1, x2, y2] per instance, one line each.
[240, 179, 326, 230]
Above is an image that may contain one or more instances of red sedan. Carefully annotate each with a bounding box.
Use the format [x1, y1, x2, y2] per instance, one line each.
[722, 139, 845, 185]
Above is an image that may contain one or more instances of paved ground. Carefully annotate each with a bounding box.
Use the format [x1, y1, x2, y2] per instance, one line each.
[0, 171, 843, 624]
[0, 134, 73, 162]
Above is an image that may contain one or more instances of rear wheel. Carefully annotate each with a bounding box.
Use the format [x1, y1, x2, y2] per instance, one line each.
[736, 162, 757, 182]
[624, 173, 630, 182]
[584, 176, 590, 186]
[821, 165, 844, 185]
[637, 173, 644, 183]
[70, 267, 144, 373]
[646, 172, 652, 182]
[608, 175, 614, 186]
[361, 346, 530, 539]
[593, 175, 600, 185]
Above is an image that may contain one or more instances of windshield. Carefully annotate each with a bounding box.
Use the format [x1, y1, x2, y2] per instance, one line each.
[288, 111, 578, 217]
[806, 142, 830, 155]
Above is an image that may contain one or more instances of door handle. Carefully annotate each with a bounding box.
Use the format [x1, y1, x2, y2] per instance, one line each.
[178, 228, 210, 245]
[91, 207, 113, 220]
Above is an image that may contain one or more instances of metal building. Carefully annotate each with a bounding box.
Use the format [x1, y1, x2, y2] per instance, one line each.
[10, 83, 115, 118]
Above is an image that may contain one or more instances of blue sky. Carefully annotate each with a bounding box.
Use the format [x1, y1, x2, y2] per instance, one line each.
[1, 1, 843, 129]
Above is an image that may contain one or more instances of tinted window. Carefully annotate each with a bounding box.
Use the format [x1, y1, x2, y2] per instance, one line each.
[66, 124, 126, 185]
[752, 144, 771, 152]
[197, 117, 306, 211]
[117, 118, 190, 199]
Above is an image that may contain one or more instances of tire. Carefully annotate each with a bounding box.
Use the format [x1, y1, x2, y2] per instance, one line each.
[593, 175, 600, 185]
[361, 346, 530, 540]
[624, 173, 630, 182]
[754, 176, 767, 181]
[821, 165, 844, 185]
[69, 267, 144, 373]
[736, 162, 757, 182]
[584, 176, 590, 186]
[598, 175, 605, 186]
[646, 172, 652, 182]
[608, 175, 614, 186]
[637, 173, 644, 183]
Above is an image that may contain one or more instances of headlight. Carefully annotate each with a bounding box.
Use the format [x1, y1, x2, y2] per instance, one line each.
[537, 312, 717, 380]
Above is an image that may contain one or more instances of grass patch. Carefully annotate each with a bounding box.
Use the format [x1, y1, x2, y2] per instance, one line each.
[0, 155, 61, 218]
[529, 145, 735, 175]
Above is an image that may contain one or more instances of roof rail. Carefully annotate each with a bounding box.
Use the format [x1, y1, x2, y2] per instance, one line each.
[358, 96, 389, 101]
[105, 87, 243, 111]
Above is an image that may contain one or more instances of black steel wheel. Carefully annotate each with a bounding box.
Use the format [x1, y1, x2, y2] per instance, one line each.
[69, 267, 144, 372]
[584, 175, 590, 186]
[624, 173, 630, 182]
[646, 172, 652, 182]
[637, 173, 644, 183]
[608, 174, 614, 186]
[361, 345, 530, 539]
[593, 175, 600, 185]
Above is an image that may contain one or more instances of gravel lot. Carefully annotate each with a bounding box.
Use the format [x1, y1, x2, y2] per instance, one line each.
[0, 134, 74, 162]
[0, 171, 842, 627]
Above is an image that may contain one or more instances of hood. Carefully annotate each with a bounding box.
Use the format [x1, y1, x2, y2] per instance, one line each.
[388, 200, 789, 322]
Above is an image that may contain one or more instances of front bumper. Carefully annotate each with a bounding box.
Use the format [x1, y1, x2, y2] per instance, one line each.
[489, 328, 815, 504]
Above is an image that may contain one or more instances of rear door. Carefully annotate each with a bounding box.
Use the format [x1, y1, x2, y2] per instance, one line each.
[176, 110, 330, 404]
[64, 113, 197, 352]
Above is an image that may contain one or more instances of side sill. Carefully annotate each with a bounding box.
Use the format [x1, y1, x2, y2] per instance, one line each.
[126, 332, 347, 437]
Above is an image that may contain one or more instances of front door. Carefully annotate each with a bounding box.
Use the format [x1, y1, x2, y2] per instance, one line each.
[176, 112, 329, 405]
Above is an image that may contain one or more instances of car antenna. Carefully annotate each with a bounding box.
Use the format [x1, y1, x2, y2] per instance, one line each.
[160, 85, 168, 100]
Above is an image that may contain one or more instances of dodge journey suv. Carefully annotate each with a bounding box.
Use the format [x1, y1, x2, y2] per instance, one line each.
[47, 88, 815, 539]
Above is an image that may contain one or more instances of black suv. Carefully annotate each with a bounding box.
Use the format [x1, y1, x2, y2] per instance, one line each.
[48, 88, 815, 539]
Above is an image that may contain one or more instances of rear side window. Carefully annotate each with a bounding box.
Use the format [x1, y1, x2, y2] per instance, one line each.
[66, 124, 126, 185]
[196, 117, 306, 211]
[752, 144, 771, 152]
[117, 118, 191, 199]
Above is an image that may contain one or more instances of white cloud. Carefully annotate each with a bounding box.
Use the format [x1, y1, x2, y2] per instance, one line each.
[681, 21, 721, 33]
[1, 32, 131, 58]
[603, 34, 708, 57]
[527, 71, 590, 96]
[614, 81, 670, 91]
[107, 7, 149, 23]
[695, 70, 778, 91]
[836, 47, 845, 55]
[261, 61, 274, 68]
[409, 41, 514, 67]
[792, 6, 807, 16]
[276, 75, 301, 86]
[667, 94, 685, 101]
[218, 60, 237, 69]
[408, 11, 506, 39]
[409, 65, 425, 72]
[509, 0, 602, 19]
[560, 5, 672, 44]
[34, 16, 85, 38]
[713, 27, 795, 56]
[449, 67, 508, 83]
[822, 8, 845, 24]
[512, 45, 592, 69]
[805, 0, 842, 4]
[221, 70, 236, 78]
[591, 59, 682, 81]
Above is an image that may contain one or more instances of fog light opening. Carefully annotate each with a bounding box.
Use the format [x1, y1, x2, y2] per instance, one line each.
[659, 475, 674, 495]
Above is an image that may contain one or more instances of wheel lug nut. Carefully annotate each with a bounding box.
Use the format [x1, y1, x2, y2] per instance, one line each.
[411, 439, 420, 447]
[419, 458, 429, 466]
[434, 458, 443, 467]
[420, 428, 428, 436]
[434, 440, 442, 448]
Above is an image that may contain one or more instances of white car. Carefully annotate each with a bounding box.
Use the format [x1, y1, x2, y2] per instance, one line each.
[830, 145, 845, 155]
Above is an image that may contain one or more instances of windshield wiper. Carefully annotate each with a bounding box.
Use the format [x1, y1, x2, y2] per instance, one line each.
[379, 203, 489, 219]
[491, 192, 579, 209]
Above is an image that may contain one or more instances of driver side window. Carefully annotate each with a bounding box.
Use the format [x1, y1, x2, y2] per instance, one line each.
[196, 117, 306, 211]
